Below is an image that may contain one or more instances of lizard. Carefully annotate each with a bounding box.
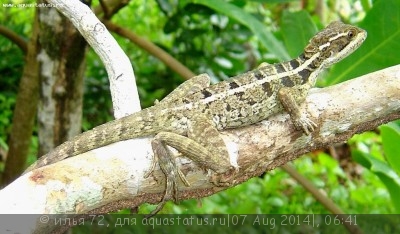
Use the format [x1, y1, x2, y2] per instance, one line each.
[24, 21, 367, 214]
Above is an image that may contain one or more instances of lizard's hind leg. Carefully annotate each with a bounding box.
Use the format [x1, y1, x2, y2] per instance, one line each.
[146, 115, 235, 215]
[145, 139, 189, 217]
[157, 73, 211, 104]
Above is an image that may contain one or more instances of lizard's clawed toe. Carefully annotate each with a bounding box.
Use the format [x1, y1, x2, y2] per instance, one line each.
[210, 166, 238, 186]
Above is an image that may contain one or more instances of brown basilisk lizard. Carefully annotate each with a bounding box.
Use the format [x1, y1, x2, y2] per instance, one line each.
[25, 21, 366, 214]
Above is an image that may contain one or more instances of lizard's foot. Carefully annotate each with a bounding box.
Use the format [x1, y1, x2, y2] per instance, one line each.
[210, 166, 238, 187]
[145, 201, 167, 219]
[145, 169, 180, 218]
[293, 115, 317, 135]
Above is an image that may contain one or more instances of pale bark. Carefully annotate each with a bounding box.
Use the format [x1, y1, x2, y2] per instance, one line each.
[47, 0, 139, 117]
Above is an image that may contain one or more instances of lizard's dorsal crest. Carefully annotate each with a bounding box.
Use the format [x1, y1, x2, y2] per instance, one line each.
[304, 21, 366, 68]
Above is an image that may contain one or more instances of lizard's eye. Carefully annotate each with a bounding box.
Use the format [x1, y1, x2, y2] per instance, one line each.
[347, 29, 356, 39]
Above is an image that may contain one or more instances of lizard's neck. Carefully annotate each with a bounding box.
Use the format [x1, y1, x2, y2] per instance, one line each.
[275, 52, 325, 88]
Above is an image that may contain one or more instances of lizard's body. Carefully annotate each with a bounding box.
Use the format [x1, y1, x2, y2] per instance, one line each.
[25, 21, 367, 214]
[26, 54, 317, 171]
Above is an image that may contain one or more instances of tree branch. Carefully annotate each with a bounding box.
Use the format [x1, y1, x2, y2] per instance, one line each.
[1, 65, 399, 233]
[103, 20, 196, 79]
[0, 25, 27, 54]
[46, 0, 139, 118]
[1, 16, 39, 184]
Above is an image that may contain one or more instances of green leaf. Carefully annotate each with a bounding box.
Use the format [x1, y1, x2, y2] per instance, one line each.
[281, 10, 317, 58]
[250, 0, 297, 3]
[381, 125, 400, 175]
[360, 0, 372, 11]
[188, 0, 290, 60]
[155, 0, 178, 16]
[325, 0, 400, 85]
[352, 150, 400, 213]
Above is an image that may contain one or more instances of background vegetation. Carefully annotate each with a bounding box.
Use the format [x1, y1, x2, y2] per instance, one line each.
[1, 0, 400, 232]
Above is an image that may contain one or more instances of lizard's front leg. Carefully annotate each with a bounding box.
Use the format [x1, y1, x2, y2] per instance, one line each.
[278, 86, 317, 134]
[260, 62, 316, 135]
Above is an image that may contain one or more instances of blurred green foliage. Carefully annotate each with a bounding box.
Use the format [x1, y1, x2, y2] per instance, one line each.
[352, 122, 400, 213]
[0, 7, 27, 155]
[0, 0, 399, 227]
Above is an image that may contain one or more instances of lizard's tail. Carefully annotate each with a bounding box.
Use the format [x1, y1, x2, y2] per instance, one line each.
[24, 106, 161, 173]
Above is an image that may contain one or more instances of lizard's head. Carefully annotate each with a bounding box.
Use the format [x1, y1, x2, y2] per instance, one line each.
[304, 21, 367, 68]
